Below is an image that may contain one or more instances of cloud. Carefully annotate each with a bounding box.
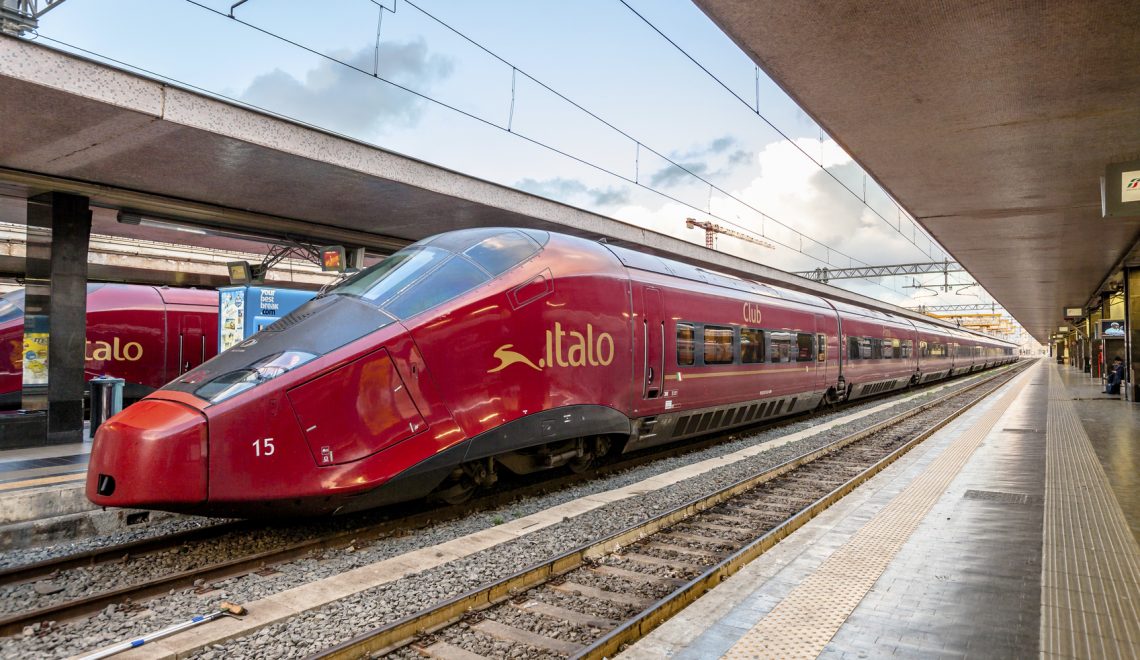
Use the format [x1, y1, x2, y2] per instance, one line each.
[709, 136, 735, 154]
[648, 137, 755, 189]
[728, 149, 753, 166]
[516, 177, 631, 207]
[239, 39, 453, 135]
[649, 162, 708, 188]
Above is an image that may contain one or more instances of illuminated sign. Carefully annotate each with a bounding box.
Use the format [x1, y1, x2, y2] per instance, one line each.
[320, 246, 346, 273]
[1063, 307, 1083, 318]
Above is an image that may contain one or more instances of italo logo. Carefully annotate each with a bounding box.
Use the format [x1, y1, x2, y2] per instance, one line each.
[1128, 177, 1140, 190]
[488, 322, 614, 373]
[85, 337, 144, 362]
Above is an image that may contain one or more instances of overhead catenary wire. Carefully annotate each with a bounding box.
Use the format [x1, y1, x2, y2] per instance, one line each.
[183, 0, 878, 274]
[39, 3, 943, 303]
[38, 15, 919, 303]
[615, 0, 944, 262]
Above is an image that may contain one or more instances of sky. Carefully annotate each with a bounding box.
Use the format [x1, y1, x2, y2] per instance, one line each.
[26, 0, 1025, 340]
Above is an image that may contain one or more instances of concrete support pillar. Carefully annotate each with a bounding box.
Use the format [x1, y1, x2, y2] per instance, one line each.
[1126, 267, 1140, 402]
[22, 192, 91, 445]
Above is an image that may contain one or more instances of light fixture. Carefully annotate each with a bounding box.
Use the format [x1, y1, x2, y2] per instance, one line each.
[117, 211, 208, 235]
[116, 210, 277, 243]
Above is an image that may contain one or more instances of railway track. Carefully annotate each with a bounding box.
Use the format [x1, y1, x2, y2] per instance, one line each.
[312, 362, 1028, 659]
[0, 365, 1019, 639]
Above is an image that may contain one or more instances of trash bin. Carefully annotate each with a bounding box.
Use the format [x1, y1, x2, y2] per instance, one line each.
[89, 376, 124, 438]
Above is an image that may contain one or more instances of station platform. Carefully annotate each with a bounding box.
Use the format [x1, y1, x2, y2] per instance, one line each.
[0, 432, 102, 548]
[623, 360, 1140, 659]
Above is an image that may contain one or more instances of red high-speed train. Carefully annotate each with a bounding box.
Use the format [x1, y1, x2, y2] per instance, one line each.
[0, 284, 219, 408]
[87, 228, 1016, 517]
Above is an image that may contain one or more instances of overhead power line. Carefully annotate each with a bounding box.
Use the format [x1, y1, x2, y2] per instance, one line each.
[794, 260, 961, 283]
[175, 0, 887, 275]
[616, 0, 945, 263]
[907, 303, 1000, 313]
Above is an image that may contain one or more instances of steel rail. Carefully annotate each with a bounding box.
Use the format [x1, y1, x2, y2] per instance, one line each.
[309, 362, 1028, 659]
[0, 522, 244, 586]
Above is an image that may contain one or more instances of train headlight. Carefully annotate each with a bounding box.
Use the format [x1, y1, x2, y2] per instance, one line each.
[195, 350, 316, 404]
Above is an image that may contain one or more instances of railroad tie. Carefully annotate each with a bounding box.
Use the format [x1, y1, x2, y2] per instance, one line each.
[471, 618, 584, 655]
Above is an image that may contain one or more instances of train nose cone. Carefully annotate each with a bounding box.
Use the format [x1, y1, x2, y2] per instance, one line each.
[86, 399, 208, 510]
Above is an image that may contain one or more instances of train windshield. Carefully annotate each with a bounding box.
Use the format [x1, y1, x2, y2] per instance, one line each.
[327, 229, 544, 320]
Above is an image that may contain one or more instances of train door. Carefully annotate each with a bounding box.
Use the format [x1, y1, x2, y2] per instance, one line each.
[637, 286, 665, 401]
[176, 313, 207, 376]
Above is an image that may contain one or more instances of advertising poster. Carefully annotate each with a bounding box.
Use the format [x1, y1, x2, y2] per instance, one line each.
[220, 289, 245, 351]
[22, 332, 48, 385]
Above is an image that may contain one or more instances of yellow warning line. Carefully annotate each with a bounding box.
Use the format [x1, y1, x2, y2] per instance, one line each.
[1040, 365, 1140, 657]
[0, 472, 85, 492]
[721, 360, 1032, 659]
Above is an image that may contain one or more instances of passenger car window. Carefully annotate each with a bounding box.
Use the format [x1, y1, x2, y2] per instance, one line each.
[796, 333, 814, 362]
[770, 332, 793, 363]
[384, 256, 489, 319]
[704, 325, 734, 365]
[741, 328, 764, 363]
[677, 323, 695, 366]
[848, 336, 860, 360]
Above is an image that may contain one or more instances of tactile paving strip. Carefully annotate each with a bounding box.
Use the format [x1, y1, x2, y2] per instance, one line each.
[1040, 364, 1140, 659]
[721, 367, 1032, 659]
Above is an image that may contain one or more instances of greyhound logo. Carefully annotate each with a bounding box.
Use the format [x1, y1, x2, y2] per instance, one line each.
[487, 323, 615, 374]
[487, 344, 542, 373]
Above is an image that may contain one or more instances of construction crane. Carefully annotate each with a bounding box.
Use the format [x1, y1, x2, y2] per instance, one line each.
[685, 218, 775, 251]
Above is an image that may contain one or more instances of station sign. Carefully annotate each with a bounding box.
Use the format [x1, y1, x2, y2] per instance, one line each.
[1058, 326, 1069, 333]
[1063, 307, 1083, 318]
[1102, 159, 1140, 218]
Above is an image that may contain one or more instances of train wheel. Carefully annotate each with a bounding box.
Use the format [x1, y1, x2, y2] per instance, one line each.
[432, 459, 496, 505]
[568, 436, 610, 474]
[434, 477, 476, 505]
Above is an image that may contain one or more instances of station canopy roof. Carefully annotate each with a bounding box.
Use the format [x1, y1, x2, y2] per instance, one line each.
[694, 0, 1140, 342]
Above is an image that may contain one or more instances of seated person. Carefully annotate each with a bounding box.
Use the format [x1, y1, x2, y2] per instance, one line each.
[1105, 356, 1125, 395]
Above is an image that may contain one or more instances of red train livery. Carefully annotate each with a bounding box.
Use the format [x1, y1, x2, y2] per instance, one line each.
[87, 229, 1016, 517]
[0, 284, 218, 408]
